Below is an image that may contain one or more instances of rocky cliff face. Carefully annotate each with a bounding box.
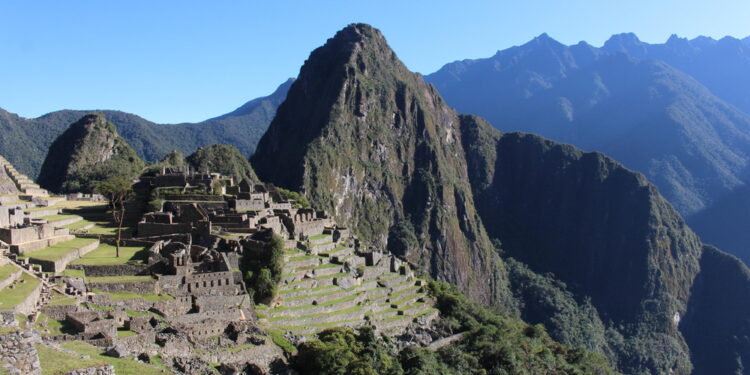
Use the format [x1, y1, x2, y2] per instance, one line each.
[251, 24, 511, 307]
[252, 23, 750, 374]
[37, 113, 144, 193]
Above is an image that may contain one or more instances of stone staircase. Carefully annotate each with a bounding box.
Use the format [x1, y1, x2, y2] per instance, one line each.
[0, 156, 48, 197]
[258, 234, 439, 336]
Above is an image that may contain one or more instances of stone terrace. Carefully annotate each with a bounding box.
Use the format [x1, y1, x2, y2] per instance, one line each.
[257, 233, 439, 336]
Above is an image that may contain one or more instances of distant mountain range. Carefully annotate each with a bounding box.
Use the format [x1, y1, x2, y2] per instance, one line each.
[0, 79, 293, 180]
[425, 32, 750, 264]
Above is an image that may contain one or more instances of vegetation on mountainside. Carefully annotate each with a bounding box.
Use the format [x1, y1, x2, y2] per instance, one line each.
[0, 80, 292, 180]
[37, 113, 145, 193]
[241, 234, 284, 303]
[275, 187, 310, 208]
[186, 144, 260, 185]
[142, 150, 188, 176]
[291, 281, 618, 375]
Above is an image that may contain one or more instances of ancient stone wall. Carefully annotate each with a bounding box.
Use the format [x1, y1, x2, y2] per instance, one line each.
[79, 264, 150, 277]
[0, 329, 41, 375]
[65, 365, 115, 375]
[86, 280, 157, 294]
[137, 222, 192, 238]
[31, 239, 99, 273]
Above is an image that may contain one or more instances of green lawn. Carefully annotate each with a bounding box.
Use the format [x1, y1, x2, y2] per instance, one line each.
[0, 273, 40, 311]
[0, 264, 20, 285]
[23, 238, 98, 262]
[39, 214, 80, 223]
[60, 341, 170, 375]
[70, 243, 148, 266]
[60, 268, 85, 278]
[36, 344, 106, 375]
[308, 234, 330, 241]
[86, 275, 155, 283]
[61, 219, 95, 230]
[47, 290, 76, 306]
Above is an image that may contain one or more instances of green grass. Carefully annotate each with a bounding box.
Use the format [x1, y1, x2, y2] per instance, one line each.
[117, 328, 137, 338]
[0, 264, 20, 285]
[279, 284, 337, 295]
[23, 238, 98, 262]
[61, 219, 95, 230]
[48, 290, 76, 306]
[34, 313, 76, 335]
[87, 275, 155, 283]
[270, 305, 363, 322]
[60, 268, 85, 278]
[0, 273, 40, 311]
[94, 289, 172, 301]
[275, 318, 362, 331]
[39, 214, 80, 223]
[60, 341, 170, 374]
[268, 329, 297, 354]
[70, 243, 148, 266]
[308, 234, 330, 241]
[36, 344, 105, 375]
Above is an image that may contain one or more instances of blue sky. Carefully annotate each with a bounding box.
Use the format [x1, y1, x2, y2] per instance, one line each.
[1, 0, 748, 123]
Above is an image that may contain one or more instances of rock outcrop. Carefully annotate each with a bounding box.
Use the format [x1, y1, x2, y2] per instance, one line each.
[37, 113, 144, 193]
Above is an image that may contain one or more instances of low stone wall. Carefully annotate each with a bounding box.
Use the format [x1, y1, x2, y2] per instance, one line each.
[48, 217, 81, 227]
[26, 209, 60, 219]
[41, 304, 81, 321]
[11, 234, 76, 254]
[79, 264, 150, 277]
[0, 329, 41, 375]
[0, 266, 21, 290]
[198, 339, 285, 373]
[151, 297, 192, 318]
[11, 277, 43, 316]
[86, 281, 157, 294]
[30, 239, 99, 273]
[65, 365, 115, 375]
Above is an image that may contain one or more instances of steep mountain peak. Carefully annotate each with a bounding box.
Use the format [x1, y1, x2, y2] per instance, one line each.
[252, 24, 511, 306]
[37, 113, 144, 193]
[602, 32, 646, 54]
[212, 78, 294, 120]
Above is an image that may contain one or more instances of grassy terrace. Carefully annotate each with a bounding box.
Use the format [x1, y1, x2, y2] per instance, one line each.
[0, 273, 40, 311]
[70, 243, 148, 266]
[39, 214, 80, 223]
[36, 344, 105, 375]
[87, 275, 155, 283]
[60, 341, 171, 374]
[308, 234, 330, 241]
[0, 264, 20, 283]
[47, 290, 76, 306]
[21, 238, 98, 262]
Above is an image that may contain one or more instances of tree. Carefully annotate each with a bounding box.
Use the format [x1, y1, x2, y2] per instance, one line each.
[96, 178, 133, 257]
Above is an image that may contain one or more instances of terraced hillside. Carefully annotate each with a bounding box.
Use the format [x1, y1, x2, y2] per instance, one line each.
[258, 233, 439, 335]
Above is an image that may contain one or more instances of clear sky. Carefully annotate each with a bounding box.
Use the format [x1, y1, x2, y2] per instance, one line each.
[1, 0, 748, 123]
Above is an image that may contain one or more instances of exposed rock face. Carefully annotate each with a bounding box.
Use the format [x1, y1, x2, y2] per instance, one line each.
[251, 24, 511, 306]
[37, 113, 144, 193]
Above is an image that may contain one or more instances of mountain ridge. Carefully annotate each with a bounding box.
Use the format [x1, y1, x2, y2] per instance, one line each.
[0, 79, 292, 180]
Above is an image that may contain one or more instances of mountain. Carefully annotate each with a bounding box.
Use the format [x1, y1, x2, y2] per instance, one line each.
[252, 24, 750, 374]
[687, 185, 750, 263]
[0, 79, 292, 180]
[602, 33, 750, 114]
[251, 24, 511, 307]
[186, 144, 260, 184]
[37, 113, 145, 193]
[426, 34, 750, 217]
